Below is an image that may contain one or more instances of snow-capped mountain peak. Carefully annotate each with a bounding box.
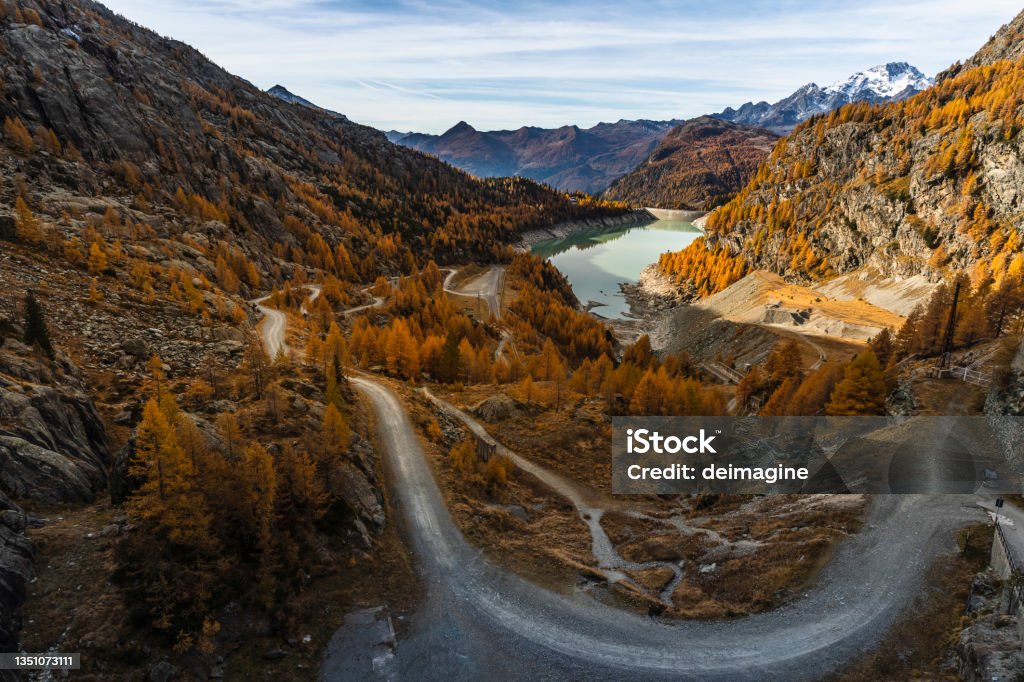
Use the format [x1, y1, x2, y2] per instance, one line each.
[714, 62, 933, 134]
[824, 62, 932, 99]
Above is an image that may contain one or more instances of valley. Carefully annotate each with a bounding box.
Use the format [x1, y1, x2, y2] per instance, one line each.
[2, 0, 1024, 680]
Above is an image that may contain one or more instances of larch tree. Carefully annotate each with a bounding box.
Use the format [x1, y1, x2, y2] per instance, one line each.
[825, 349, 887, 416]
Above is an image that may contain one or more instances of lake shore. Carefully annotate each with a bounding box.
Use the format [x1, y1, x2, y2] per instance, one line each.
[513, 209, 656, 251]
[610, 264, 690, 345]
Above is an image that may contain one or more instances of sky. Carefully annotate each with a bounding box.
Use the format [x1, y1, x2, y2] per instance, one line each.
[101, 0, 1023, 134]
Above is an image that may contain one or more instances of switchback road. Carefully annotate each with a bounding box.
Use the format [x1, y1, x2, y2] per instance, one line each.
[336, 376, 984, 680]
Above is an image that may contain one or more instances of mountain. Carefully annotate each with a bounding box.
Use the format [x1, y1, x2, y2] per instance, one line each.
[267, 84, 347, 120]
[714, 63, 933, 134]
[0, 1, 619, 274]
[603, 117, 780, 210]
[395, 118, 684, 193]
[0, 0, 627, 663]
[657, 11, 1024, 299]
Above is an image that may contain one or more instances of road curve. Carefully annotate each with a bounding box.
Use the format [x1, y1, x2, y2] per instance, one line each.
[444, 266, 505, 318]
[341, 376, 983, 681]
[252, 294, 289, 359]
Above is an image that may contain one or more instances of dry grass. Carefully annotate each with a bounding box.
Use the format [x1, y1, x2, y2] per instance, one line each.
[420, 384, 871, 619]
[827, 523, 993, 681]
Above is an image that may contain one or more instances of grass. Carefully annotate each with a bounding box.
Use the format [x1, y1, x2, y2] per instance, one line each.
[827, 523, 994, 681]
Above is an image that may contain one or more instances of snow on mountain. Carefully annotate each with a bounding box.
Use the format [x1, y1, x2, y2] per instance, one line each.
[267, 85, 348, 121]
[823, 62, 932, 100]
[714, 62, 933, 134]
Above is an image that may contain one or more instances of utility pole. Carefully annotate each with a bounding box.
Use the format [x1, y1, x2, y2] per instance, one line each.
[938, 281, 962, 370]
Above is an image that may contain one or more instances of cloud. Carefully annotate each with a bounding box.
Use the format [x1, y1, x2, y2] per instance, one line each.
[101, 0, 1023, 132]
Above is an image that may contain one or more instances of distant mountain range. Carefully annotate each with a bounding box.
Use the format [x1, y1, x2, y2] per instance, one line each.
[387, 119, 684, 194]
[270, 62, 934, 198]
[713, 63, 932, 134]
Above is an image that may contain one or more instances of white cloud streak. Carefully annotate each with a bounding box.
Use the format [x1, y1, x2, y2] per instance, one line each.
[101, 0, 1023, 132]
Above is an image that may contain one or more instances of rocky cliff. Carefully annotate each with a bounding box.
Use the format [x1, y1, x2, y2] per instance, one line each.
[659, 9, 1024, 298]
[0, 337, 111, 659]
[603, 117, 779, 210]
[0, 342, 109, 502]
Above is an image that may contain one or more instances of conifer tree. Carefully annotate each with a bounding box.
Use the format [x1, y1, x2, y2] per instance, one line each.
[825, 349, 887, 416]
[23, 290, 54, 358]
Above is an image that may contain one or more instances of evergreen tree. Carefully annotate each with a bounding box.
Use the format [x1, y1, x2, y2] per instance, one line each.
[23, 290, 54, 358]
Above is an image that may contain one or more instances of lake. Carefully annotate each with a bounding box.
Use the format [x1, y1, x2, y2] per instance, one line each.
[531, 220, 702, 318]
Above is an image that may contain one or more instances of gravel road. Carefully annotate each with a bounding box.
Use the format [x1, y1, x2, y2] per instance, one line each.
[444, 266, 505, 318]
[334, 376, 985, 681]
[252, 293, 289, 358]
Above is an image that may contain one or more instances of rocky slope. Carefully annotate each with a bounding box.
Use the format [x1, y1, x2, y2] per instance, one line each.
[714, 62, 932, 134]
[603, 117, 779, 210]
[659, 9, 1024, 299]
[0, 0, 627, 667]
[395, 118, 684, 194]
[0, 336, 111, 658]
[0, 489, 32, 660]
[0, 0, 617, 280]
[940, 10, 1024, 81]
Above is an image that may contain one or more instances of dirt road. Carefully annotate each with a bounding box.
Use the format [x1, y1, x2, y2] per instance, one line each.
[444, 266, 505, 318]
[334, 375, 984, 680]
[252, 293, 289, 359]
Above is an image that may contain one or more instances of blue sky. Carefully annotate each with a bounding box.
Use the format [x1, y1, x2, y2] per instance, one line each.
[102, 0, 1023, 133]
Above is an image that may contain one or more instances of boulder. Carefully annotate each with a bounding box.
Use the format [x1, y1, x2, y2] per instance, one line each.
[471, 394, 520, 423]
[335, 461, 385, 535]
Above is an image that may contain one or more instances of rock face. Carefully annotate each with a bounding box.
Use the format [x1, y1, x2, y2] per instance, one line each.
[715, 62, 932, 134]
[603, 117, 779, 210]
[0, 346, 109, 503]
[0, 345, 109, 657]
[956, 571, 1024, 681]
[471, 394, 520, 423]
[665, 9, 1024, 294]
[0, 492, 33, 657]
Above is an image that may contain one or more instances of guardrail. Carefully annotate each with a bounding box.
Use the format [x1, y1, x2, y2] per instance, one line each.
[994, 521, 1023, 613]
[949, 365, 992, 387]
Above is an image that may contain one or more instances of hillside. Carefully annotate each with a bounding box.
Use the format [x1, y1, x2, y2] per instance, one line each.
[395, 118, 683, 194]
[0, 0, 626, 671]
[658, 8, 1024, 300]
[602, 117, 779, 210]
[0, 0, 620, 283]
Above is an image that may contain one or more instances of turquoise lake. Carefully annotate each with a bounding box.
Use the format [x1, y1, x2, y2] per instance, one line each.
[531, 220, 702, 319]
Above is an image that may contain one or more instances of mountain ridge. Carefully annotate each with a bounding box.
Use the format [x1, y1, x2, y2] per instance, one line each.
[713, 62, 932, 134]
[392, 117, 684, 193]
[603, 117, 780, 210]
[656, 11, 1024, 300]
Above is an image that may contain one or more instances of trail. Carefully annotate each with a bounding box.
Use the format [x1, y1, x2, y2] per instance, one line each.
[422, 388, 684, 604]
